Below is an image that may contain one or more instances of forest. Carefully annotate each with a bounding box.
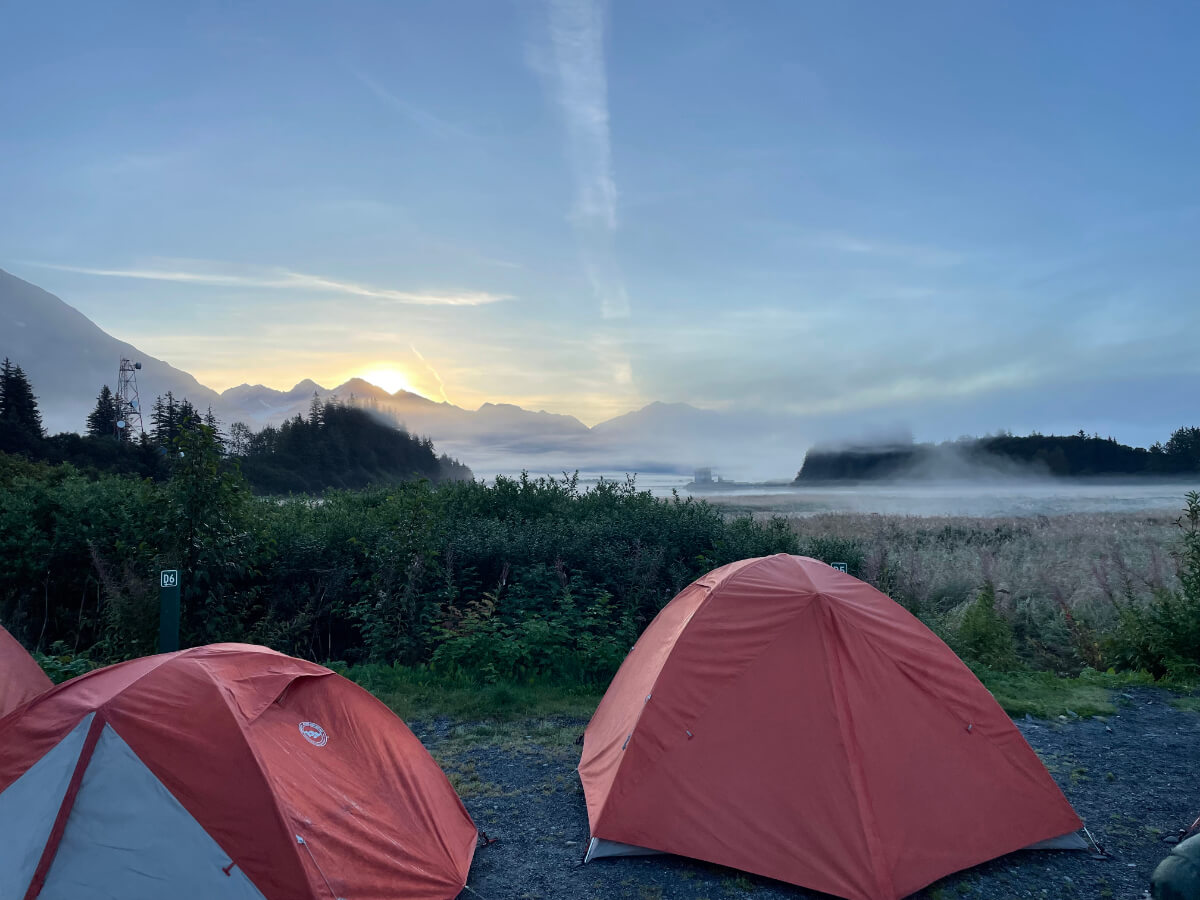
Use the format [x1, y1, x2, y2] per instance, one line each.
[795, 429, 1200, 482]
[0, 358, 471, 491]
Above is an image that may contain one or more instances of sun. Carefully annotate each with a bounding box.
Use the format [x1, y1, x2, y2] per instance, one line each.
[358, 367, 414, 395]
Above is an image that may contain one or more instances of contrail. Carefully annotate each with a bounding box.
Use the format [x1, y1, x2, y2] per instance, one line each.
[410, 344, 450, 403]
[540, 0, 630, 318]
[27, 261, 507, 307]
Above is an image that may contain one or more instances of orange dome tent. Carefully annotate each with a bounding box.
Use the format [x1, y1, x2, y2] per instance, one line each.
[579, 555, 1085, 900]
[0, 624, 52, 717]
[0, 643, 477, 900]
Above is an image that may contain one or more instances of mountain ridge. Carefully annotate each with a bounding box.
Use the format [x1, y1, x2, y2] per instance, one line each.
[0, 268, 719, 475]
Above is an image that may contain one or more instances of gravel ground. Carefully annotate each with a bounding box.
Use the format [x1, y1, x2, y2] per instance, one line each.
[420, 687, 1199, 900]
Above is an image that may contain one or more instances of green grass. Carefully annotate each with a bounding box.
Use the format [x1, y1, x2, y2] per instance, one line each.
[976, 667, 1196, 718]
[337, 662, 1195, 729]
[977, 669, 1120, 718]
[338, 663, 602, 722]
[1170, 696, 1200, 713]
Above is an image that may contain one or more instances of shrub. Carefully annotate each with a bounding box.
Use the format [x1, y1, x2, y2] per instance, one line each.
[34, 641, 101, 684]
[951, 582, 1021, 671]
[0, 461, 795, 672]
[1105, 492, 1200, 678]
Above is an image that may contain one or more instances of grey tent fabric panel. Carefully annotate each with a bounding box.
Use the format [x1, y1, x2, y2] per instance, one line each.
[1024, 831, 1089, 851]
[0, 713, 94, 898]
[585, 837, 663, 862]
[39, 724, 267, 900]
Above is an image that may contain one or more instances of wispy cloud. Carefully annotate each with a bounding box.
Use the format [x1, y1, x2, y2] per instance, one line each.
[351, 69, 479, 143]
[27, 261, 507, 307]
[535, 0, 630, 318]
[806, 231, 963, 267]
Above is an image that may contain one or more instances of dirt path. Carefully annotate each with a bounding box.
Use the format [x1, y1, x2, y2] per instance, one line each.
[422, 687, 1199, 900]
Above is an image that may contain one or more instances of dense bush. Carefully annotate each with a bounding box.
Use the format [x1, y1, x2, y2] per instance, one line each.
[0, 445, 797, 685]
[949, 582, 1021, 671]
[1106, 491, 1200, 678]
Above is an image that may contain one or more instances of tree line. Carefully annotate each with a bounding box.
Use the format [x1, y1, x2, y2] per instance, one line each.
[795, 429, 1200, 482]
[0, 358, 471, 491]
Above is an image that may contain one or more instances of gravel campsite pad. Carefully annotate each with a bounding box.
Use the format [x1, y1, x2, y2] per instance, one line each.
[419, 688, 1200, 900]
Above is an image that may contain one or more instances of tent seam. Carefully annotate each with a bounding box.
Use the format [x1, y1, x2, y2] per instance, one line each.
[591, 559, 768, 826]
[820, 600, 895, 900]
[23, 712, 105, 900]
[202, 664, 320, 899]
[595, 556, 819, 830]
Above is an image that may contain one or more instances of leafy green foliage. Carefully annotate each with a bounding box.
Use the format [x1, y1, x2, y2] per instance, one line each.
[1, 462, 797, 678]
[1106, 491, 1200, 678]
[33, 642, 101, 684]
[951, 581, 1021, 671]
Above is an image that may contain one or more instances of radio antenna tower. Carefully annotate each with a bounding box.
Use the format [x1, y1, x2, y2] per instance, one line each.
[115, 357, 144, 439]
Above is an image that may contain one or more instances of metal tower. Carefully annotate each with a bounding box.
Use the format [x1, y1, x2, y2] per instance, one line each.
[115, 357, 144, 439]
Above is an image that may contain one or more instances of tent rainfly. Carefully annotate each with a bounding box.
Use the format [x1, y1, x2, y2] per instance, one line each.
[0, 643, 477, 900]
[0, 624, 52, 718]
[579, 554, 1087, 900]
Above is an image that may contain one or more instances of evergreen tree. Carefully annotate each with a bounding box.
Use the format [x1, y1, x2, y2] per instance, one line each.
[1164, 426, 1200, 473]
[203, 407, 225, 452]
[0, 358, 45, 438]
[86, 385, 120, 438]
[150, 392, 178, 446]
[177, 398, 198, 434]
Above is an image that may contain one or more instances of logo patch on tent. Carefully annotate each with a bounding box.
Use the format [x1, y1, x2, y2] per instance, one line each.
[299, 721, 328, 747]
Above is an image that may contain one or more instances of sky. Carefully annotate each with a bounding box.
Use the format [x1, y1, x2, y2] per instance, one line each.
[2, 1, 1198, 439]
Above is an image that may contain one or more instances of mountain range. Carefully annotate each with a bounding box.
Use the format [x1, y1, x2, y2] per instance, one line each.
[0, 268, 794, 478]
[9, 268, 1185, 481]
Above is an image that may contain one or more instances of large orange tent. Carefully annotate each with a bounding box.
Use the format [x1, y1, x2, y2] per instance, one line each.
[579, 554, 1085, 900]
[0, 624, 52, 717]
[0, 643, 477, 900]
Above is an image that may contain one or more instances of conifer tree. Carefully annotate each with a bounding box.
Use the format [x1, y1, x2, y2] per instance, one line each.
[150, 392, 178, 445]
[0, 358, 45, 438]
[86, 385, 120, 438]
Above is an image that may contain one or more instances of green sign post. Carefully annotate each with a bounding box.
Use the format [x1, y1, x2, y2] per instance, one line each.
[159, 569, 180, 652]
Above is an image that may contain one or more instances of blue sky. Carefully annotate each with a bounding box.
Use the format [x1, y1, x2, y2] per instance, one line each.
[2, 1, 1197, 438]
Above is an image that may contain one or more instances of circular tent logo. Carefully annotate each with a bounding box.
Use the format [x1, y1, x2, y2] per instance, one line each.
[299, 721, 328, 747]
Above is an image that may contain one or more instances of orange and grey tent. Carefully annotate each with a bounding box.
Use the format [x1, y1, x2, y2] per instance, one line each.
[0, 624, 51, 717]
[0, 643, 476, 900]
[579, 554, 1085, 900]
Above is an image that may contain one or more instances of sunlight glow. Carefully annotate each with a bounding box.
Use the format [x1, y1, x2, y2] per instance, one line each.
[358, 367, 414, 395]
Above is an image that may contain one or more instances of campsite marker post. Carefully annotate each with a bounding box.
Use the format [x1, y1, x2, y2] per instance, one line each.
[159, 569, 180, 652]
[831, 562, 848, 573]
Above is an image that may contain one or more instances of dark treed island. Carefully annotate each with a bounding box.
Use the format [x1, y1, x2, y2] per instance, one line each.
[795, 429, 1200, 483]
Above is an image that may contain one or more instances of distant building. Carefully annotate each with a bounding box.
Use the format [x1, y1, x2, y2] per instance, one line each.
[693, 467, 713, 484]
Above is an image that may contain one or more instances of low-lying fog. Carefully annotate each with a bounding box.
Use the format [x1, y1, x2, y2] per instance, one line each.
[475, 470, 1199, 518]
